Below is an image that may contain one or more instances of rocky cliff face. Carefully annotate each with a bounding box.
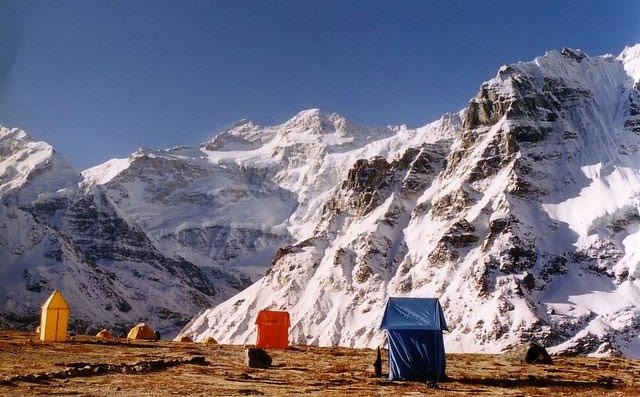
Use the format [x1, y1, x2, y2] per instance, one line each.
[180, 46, 640, 357]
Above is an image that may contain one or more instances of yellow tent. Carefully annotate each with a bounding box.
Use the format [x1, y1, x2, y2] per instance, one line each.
[40, 290, 69, 342]
[202, 336, 218, 345]
[96, 329, 113, 340]
[127, 323, 157, 340]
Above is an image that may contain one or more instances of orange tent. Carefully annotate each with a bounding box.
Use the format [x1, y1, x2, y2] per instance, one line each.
[255, 310, 290, 349]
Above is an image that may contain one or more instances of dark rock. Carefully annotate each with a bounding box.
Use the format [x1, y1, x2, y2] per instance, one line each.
[511, 125, 552, 143]
[245, 348, 272, 368]
[541, 256, 568, 281]
[522, 272, 535, 290]
[503, 342, 553, 364]
[373, 347, 382, 377]
[561, 47, 586, 62]
[431, 188, 472, 220]
[188, 355, 207, 365]
[354, 265, 374, 283]
[524, 343, 554, 364]
[462, 85, 511, 130]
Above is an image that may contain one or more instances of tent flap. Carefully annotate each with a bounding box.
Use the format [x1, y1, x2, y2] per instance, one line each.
[387, 329, 446, 381]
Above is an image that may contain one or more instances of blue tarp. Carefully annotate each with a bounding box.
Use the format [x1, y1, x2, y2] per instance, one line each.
[380, 297, 448, 331]
[380, 297, 447, 382]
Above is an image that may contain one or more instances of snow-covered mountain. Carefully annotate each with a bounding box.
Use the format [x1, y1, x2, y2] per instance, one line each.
[3, 44, 640, 356]
[178, 45, 640, 357]
[0, 127, 227, 335]
[0, 108, 457, 337]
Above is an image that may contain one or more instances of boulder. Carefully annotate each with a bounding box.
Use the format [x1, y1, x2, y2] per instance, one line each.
[503, 342, 553, 364]
[245, 348, 272, 369]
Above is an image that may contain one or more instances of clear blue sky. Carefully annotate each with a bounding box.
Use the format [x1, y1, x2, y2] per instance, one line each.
[1, 1, 639, 170]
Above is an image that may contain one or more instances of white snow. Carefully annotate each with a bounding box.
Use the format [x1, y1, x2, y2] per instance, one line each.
[543, 166, 640, 237]
[619, 44, 640, 82]
[82, 157, 130, 185]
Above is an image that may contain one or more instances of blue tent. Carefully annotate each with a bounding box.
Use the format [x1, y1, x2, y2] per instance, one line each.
[380, 297, 448, 382]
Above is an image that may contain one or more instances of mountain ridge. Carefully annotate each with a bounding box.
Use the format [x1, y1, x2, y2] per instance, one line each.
[2, 45, 640, 356]
[178, 45, 640, 357]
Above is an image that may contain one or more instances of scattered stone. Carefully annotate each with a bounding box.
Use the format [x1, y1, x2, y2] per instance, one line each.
[245, 348, 272, 369]
[525, 343, 553, 364]
[1, 356, 210, 385]
[189, 356, 207, 365]
[503, 342, 554, 365]
[238, 389, 264, 395]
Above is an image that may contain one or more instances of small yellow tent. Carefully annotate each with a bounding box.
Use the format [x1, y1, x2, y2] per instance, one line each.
[174, 335, 193, 343]
[96, 329, 113, 340]
[202, 336, 218, 345]
[127, 323, 157, 340]
[40, 290, 69, 342]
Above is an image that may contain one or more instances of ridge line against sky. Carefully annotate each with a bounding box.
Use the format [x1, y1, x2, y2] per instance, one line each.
[1, 0, 639, 170]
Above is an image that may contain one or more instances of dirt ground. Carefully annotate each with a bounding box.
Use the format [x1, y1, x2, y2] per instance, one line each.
[1, 330, 639, 396]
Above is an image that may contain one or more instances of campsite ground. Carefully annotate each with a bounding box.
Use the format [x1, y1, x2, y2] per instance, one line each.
[1, 330, 639, 396]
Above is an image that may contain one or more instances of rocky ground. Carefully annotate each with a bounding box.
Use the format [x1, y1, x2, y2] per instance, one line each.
[1, 330, 639, 396]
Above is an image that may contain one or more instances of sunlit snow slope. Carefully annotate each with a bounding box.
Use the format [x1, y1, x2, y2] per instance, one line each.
[180, 45, 640, 357]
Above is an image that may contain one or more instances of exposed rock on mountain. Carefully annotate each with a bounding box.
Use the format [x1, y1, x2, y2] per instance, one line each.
[180, 45, 640, 358]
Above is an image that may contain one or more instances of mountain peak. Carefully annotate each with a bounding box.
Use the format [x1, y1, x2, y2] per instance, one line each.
[285, 108, 331, 127]
[281, 109, 355, 137]
[560, 47, 587, 62]
[294, 108, 324, 118]
[619, 43, 640, 83]
[0, 125, 27, 141]
[0, 126, 81, 205]
[178, 46, 640, 358]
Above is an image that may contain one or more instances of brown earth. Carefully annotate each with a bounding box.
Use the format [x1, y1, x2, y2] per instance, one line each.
[1, 330, 639, 396]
